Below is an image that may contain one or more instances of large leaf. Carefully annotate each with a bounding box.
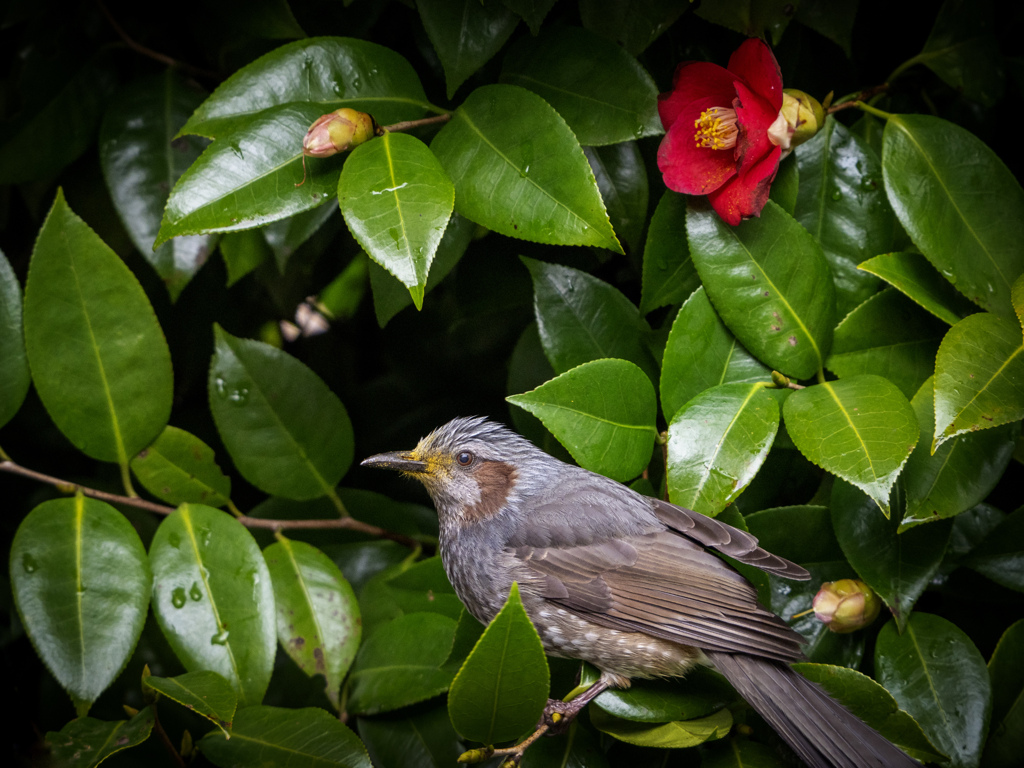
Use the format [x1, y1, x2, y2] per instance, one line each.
[507, 359, 657, 482]
[23, 190, 173, 464]
[983, 619, 1024, 768]
[131, 426, 232, 508]
[859, 251, 978, 326]
[590, 706, 732, 748]
[785, 375, 919, 514]
[338, 131, 454, 309]
[0, 248, 30, 428]
[687, 199, 836, 380]
[882, 114, 1024, 318]
[640, 191, 699, 315]
[932, 312, 1024, 450]
[578, 0, 688, 54]
[500, 25, 661, 146]
[358, 703, 463, 768]
[99, 70, 215, 301]
[876, 613, 991, 768]
[666, 382, 779, 517]
[11, 498, 150, 716]
[448, 583, 549, 745]
[149, 504, 276, 707]
[431, 84, 622, 252]
[916, 0, 1004, 106]
[43, 708, 155, 768]
[585, 142, 648, 254]
[585, 664, 734, 723]
[209, 324, 353, 499]
[144, 670, 237, 735]
[964, 507, 1024, 592]
[181, 37, 431, 138]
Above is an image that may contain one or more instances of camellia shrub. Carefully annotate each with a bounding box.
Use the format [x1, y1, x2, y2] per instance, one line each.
[2, 1, 1022, 766]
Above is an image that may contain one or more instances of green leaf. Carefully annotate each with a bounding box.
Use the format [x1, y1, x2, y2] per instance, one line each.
[859, 251, 978, 326]
[882, 114, 1024, 318]
[666, 382, 779, 517]
[794, 117, 892, 315]
[199, 705, 371, 768]
[917, 0, 1004, 106]
[181, 37, 431, 138]
[23, 190, 173, 464]
[522, 257, 656, 382]
[0, 248, 30, 429]
[585, 143, 648, 254]
[144, 670, 237, 735]
[10, 497, 151, 716]
[831, 481, 951, 631]
[687, 199, 836, 380]
[338, 131, 454, 309]
[964, 507, 1024, 592]
[149, 504, 276, 707]
[793, 663, 946, 764]
[358, 703, 463, 768]
[701, 739, 789, 768]
[448, 583, 549, 745]
[519, 720, 608, 768]
[503, 0, 557, 34]
[359, 556, 464, 638]
[640, 191, 699, 315]
[769, 152, 799, 215]
[590, 706, 732, 748]
[209, 324, 354, 499]
[264, 200, 340, 273]
[983, 619, 1024, 768]
[347, 612, 458, 715]
[661, 287, 770, 421]
[694, 0, 796, 44]
[131, 426, 232, 508]
[419, 0, 519, 99]
[264, 538, 361, 710]
[785, 375, 919, 514]
[220, 229, 271, 287]
[901, 377, 1018, 530]
[586, 665, 734, 722]
[44, 707, 155, 768]
[99, 70, 215, 301]
[825, 288, 946, 399]
[578, 0, 688, 54]
[876, 613, 991, 768]
[507, 358, 657, 482]
[1013, 273, 1024, 335]
[500, 26, 661, 146]
[795, 0, 857, 56]
[431, 84, 622, 253]
[933, 313, 1024, 450]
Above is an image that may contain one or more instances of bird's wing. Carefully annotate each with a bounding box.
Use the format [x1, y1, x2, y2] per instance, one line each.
[513, 531, 805, 662]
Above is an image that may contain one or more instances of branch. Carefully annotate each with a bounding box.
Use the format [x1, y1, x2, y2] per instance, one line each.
[382, 114, 452, 133]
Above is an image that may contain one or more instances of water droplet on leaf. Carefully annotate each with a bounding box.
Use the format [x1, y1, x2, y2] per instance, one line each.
[189, 582, 203, 601]
[22, 554, 37, 573]
[171, 588, 187, 609]
[211, 629, 230, 645]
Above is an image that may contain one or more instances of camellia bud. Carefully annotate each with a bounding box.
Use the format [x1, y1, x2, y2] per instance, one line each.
[302, 108, 379, 158]
[766, 89, 825, 153]
[812, 579, 881, 633]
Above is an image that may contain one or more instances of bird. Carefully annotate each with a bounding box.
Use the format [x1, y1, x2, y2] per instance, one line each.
[361, 416, 919, 768]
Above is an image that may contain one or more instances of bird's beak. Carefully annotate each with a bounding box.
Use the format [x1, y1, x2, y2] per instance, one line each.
[361, 451, 428, 474]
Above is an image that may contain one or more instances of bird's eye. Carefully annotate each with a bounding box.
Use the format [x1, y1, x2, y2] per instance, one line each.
[456, 451, 474, 466]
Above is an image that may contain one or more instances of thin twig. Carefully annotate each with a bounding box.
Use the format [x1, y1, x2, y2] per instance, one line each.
[826, 83, 890, 114]
[383, 114, 452, 133]
[151, 708, 187, 768]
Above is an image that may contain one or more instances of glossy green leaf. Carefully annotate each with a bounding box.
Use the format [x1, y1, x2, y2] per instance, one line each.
[507, 358, 658, 481]
[831, 481, 952, 631]
[661, 287, 770, 421]
[901, 377, 1017, 530]
[522, 257, 656, 381]
[825, 288, 946, 399]
[882, 114, 1024, 318]
[100, 70, 215, 301]
[44, 707, 155, 768]
[916, 0, 1004, 106]
[347, 612, 457, 715]
[209, 324, 353, 499]
[220, 229, 271, 287]
[964, 507, 1024, 592]
[666, 382, 779, 517]
[587, 665, 734, 723]
[519, 720, 608, 768]
[339, 131, 454, 309]
[793, 663, 945, 764]
[360, 556, 463, 637]
[0, 248, 30, 428]
[264, 201, 339, 273]
[431, 84, 622, 252]
[419, 0, 519, 98]
[694, 0, 796, 43]
[785, 375, 919, 514]
[448, 583, 549, 744]
[794, 117, 892, 314]
[983, 619, 1024, 768]
[579, 0, 687, 53]
[859, 251, 978, 326]
[181, 37, 431, 138]
[149, 504, 276, 707]
[131, 426, 232, 508]
[585, 143, 647, 254]
[500, 26, 661, 146]
[933, 313, 1024, 449]
[10, 497, 151, 715]
[23, 190, 173, 464]
[769, 152, 799, 215]
[876, 613, 990, 768]
[590, 706, 732, 748]
[144, 670, 237, 735]
[687, 199, 836, 380]
[264, 538, 361, 710]
[358, 702, 463, 768]
[640, 191, 699, 315]
[200, 705, 371, 768]
[795, 0, 857, 56]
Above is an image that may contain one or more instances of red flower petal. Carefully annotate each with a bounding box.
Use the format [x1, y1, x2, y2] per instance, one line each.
[727, 38, 783, 111]
[732, 80, 780, 177]
[658, 61, 737, 132]
[707, 144, 782, 225]
[657, 95, 738, 196]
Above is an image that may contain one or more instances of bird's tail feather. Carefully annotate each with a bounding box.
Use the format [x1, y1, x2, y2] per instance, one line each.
[706, 652, 919, 768]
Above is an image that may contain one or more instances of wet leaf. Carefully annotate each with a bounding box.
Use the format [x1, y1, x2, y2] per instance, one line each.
[983, 619, 1024, 767]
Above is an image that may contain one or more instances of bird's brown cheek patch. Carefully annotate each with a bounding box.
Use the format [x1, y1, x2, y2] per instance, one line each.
[466, 460, 518, 521]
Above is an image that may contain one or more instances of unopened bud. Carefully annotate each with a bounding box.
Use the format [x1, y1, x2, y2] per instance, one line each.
[302, 108, 379, 158]
[767, 90, 825, 153]
[812, 579, 881, 633]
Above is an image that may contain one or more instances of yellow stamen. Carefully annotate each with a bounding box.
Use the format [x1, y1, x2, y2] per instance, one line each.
[694, 107, 738, 150]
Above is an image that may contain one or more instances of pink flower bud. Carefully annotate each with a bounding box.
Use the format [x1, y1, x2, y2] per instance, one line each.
[812, 579, 881, 633]
[302, 108, 379, 158]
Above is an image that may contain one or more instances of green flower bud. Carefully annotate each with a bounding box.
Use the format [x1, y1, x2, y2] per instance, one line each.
[812, 579, 881, 633]
[766, 89, 826, 152]
[302, 108, 379, 158]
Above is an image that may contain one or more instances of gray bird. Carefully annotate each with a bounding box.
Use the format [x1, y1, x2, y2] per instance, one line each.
[362, 416, 919, 768]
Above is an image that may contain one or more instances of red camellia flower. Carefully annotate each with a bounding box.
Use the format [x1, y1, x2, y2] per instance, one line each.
[657, 38, 789, 226]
